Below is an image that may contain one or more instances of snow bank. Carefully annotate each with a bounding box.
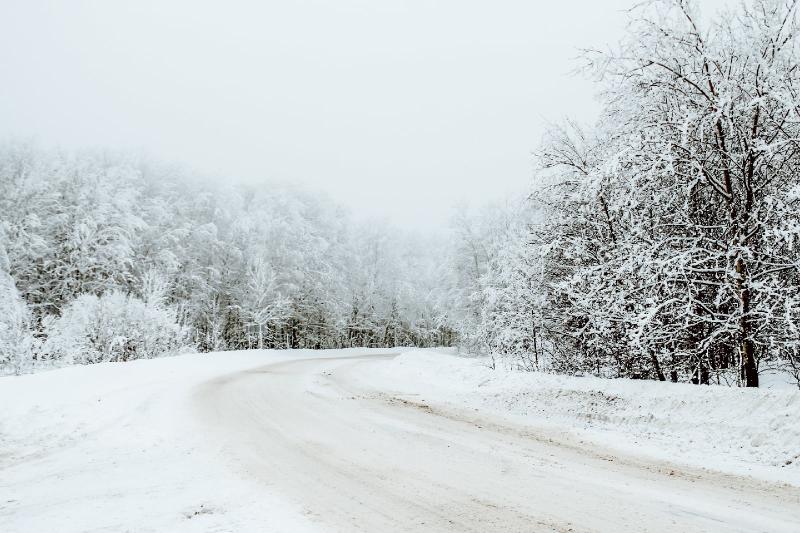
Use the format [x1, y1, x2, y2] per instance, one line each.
[356, 350, 800, 485]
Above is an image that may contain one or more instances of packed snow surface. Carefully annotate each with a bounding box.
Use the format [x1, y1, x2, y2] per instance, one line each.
[0, 350, 362, 532]
[2, 349, 799, 532]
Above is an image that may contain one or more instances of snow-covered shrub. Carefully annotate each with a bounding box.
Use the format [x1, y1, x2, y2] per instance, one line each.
[0, 272, 35, 375]
[43, 290, 193, 365]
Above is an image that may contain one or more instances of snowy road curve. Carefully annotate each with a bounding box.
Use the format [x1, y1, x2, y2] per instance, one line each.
[194, 354, 800, 533]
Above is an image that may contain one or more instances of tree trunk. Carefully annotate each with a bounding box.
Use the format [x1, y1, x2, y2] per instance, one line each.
[650, 353, 666, 381]
[736, 256, 758, 387]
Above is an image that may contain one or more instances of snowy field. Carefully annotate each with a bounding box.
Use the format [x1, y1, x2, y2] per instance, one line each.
[2, 349, 799, 532]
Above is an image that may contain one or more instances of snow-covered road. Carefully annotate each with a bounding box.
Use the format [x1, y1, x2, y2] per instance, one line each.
[196, 354, 800, 533]
[2, 350, 799, 532]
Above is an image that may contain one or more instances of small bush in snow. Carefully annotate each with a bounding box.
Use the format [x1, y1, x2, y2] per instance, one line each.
[43, 290, 193, 365]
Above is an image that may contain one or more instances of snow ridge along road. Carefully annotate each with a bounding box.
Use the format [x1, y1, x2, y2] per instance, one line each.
[195, 353, 800, 533]
[2, 349, 799, 532]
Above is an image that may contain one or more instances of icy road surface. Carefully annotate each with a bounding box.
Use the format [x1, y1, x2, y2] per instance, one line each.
[2, 350, 799, 532]
[196, 354, 800, 533]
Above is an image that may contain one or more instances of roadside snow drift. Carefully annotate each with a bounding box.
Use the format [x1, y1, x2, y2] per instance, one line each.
[350, 350, 800, 485]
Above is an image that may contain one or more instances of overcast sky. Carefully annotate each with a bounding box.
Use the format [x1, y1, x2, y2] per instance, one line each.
[0, 0, 733, 229]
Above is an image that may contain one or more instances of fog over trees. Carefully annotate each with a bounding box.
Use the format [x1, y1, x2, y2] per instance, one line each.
[0, 145, 455, 373]
[3, 0, 800, 388]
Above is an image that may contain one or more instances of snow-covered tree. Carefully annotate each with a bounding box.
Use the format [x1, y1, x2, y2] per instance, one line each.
[453, 0, 800, 387]
[0, 240, 35, 375]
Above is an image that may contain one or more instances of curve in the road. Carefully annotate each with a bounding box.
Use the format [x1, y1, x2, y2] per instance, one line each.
[194, 354, 800, 533]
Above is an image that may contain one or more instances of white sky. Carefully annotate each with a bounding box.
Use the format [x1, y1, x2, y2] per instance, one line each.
[0, 0, 733, 230]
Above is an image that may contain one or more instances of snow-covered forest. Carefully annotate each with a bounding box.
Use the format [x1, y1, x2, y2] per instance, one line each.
[3, 0, 800, 389]
[0, 145, 456, 374]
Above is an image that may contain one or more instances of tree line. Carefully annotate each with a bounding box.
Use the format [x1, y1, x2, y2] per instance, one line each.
[0, 145, 454, 374]
[5, 0, 799, 390]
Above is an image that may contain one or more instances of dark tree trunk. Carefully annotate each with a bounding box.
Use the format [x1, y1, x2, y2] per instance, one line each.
[650, 353, 666, 381]
[736, 257, 758, 387]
